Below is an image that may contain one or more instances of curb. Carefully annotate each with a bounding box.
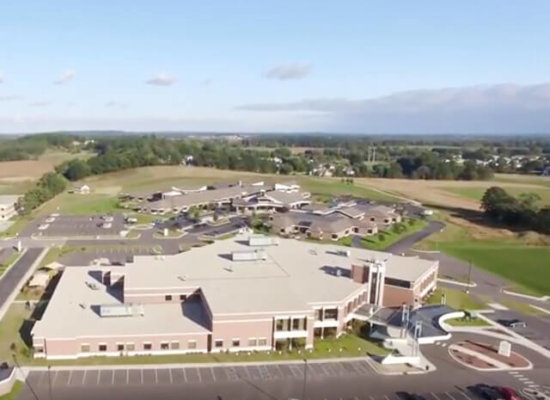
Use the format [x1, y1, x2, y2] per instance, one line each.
[501, 289, 549, 303]
[437, 278, 477, 288]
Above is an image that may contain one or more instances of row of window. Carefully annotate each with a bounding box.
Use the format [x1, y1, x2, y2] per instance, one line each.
[214, 338, 268, 348]
[314, 308, 338, 321]
[81, 340, 197, 353]
[275, 317, 307, 332]
[164, 294, 187, 301]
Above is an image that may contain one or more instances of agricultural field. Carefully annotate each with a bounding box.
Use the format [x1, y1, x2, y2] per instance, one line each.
[355, 177, 550, 211]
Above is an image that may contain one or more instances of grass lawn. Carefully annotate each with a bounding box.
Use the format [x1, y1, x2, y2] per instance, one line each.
[0, 381, 23, 400]
[36, 193, 121, 216]
[0, 304, 34, 365]
[439, 242, 550, 296]
[298, 177, 399, 202]
[445, 317, 489, 327]
[0, 252, 21, 277]
[360, 219, 429, 251]
[426, 287, 485, 310]
[0, 216, 34, 238]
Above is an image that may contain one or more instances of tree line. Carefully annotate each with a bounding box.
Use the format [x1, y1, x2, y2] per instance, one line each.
[0, 133, 83, 161]
[481, 187, 550, 234]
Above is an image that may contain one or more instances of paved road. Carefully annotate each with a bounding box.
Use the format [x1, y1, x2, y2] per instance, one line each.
[384, 221, 445, 254]
[0, 248, 44, 312]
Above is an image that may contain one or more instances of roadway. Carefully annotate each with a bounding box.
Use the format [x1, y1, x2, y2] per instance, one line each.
[0, 248, 44, 315]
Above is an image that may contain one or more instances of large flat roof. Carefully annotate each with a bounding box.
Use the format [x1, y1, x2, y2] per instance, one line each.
[32, 268, 210, 339]
[34, 235, 437, 339]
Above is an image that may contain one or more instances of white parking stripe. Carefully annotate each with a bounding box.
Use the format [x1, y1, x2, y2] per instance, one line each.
[446, 392, 457, 400]
[126, 369, 129, 385]
[82, 370, 87, 385]
[431, 392, 442, 400]
[182, 368, 187, 382]
[67, 370, 73, 385]
[97, 370, 101, 385]
[169, 368, 173, 384]
[384, 395, 391, 400]
[140, 369, 143, 384]
[111, 370, 115, 385]
[154, 368, 158, 384]
[519, 377, 529, 381]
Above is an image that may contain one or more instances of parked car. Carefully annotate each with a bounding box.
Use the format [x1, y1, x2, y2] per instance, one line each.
[469, 384, 504, 400]
[498, 387, 521, 400]
[498, 319, 527, 329]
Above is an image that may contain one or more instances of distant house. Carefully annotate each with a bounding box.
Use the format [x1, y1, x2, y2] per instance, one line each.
[73, 184, 90, 195]
[0, 195, 20, 221]
[274, 181, 300, 192]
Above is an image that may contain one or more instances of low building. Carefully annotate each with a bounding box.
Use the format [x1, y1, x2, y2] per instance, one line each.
[31, 235, 438, 360]
[233, 190, 311, 214]
[269, 212, 377, 240]
[0, 195, 19, 221]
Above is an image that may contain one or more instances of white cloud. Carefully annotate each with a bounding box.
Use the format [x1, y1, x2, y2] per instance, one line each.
[29, 101, 52, 107]
[0, 95, 22, 102]
[146, 72, 178, 86]
[54, 69, 76, 85]
[105, 101, 128, 108]
[265, 63, 312, 80]
[237, 83, 550, 133]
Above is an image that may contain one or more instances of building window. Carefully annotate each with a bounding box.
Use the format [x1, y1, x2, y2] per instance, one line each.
[258, 338, 267, 347]
[143, 343, 152, 350]
[276, 319, 285, 331]
[292, 318, 300, 330]
[126, 343, 135, 351]
[117, 344, 124, 351]
[165, 295, 173, 301]
[98, 344, 107, 352]
[171, 341, 180, 350]
[179, 294, 187, 301]
[188, 340, 197, 350]
[315, 308, 323, 321]
[324, 308, 338, 320]
[232, 339, 240, 348]
[161, 342, 169, 350]
[80, 344, 90, 353]
[215, 339, 223, 348]
[332, 234, 338, 239]
[248, 338, 257, 347]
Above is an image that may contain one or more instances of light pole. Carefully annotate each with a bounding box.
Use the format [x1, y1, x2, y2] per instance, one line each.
[302, 357, 308, 400]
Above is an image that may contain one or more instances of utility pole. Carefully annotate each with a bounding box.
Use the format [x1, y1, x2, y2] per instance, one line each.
[12, 354, 40, 400]
[466, 260, 473, 294]
[48, 365, 53, 400]
[302, 357, 308, 400]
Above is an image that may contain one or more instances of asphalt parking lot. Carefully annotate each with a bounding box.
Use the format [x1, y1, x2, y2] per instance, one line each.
[32, 215, 126, 238]
[488, 310, 550, 351]
[26, 360, 375, 388]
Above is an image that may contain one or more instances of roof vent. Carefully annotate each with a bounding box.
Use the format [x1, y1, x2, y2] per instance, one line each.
[335, 249, 351, 257]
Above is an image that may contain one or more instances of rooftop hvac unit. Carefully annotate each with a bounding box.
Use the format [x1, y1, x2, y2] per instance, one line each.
[248, 235, 279, 247]
[99, 304, 143, 318]
[231, 249, 267, 262]
[336, 249, 351, 257]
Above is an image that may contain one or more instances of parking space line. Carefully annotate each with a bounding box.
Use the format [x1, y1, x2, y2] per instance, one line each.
[431, 392, 442, 400]
[210, 367, 216, 382]
[52, 371, 58, 385]
[67, 370, 73, 385]
[197, 368, 202, 383]
[141, 369, 144, 385]
[169, 368, 173, 384]
[112, 370, 115, 385]
[446, 392, 457, 400]
[457, 388, 473, 400]
[127, 369, 129, 385]
[97, 370, 101, 385]
[82, 370, 87, 385]
[384, 395, 391, 400]
[155, 368, 158, 384]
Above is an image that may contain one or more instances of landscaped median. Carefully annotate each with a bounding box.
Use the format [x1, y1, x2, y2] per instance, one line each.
[426, 287, 485, 311]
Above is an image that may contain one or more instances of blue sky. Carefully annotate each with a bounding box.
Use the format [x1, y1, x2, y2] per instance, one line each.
[1, 0, 550, 133]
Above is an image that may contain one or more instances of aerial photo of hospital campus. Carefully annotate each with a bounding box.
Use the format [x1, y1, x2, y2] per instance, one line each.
[0, 1, 549, 400]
